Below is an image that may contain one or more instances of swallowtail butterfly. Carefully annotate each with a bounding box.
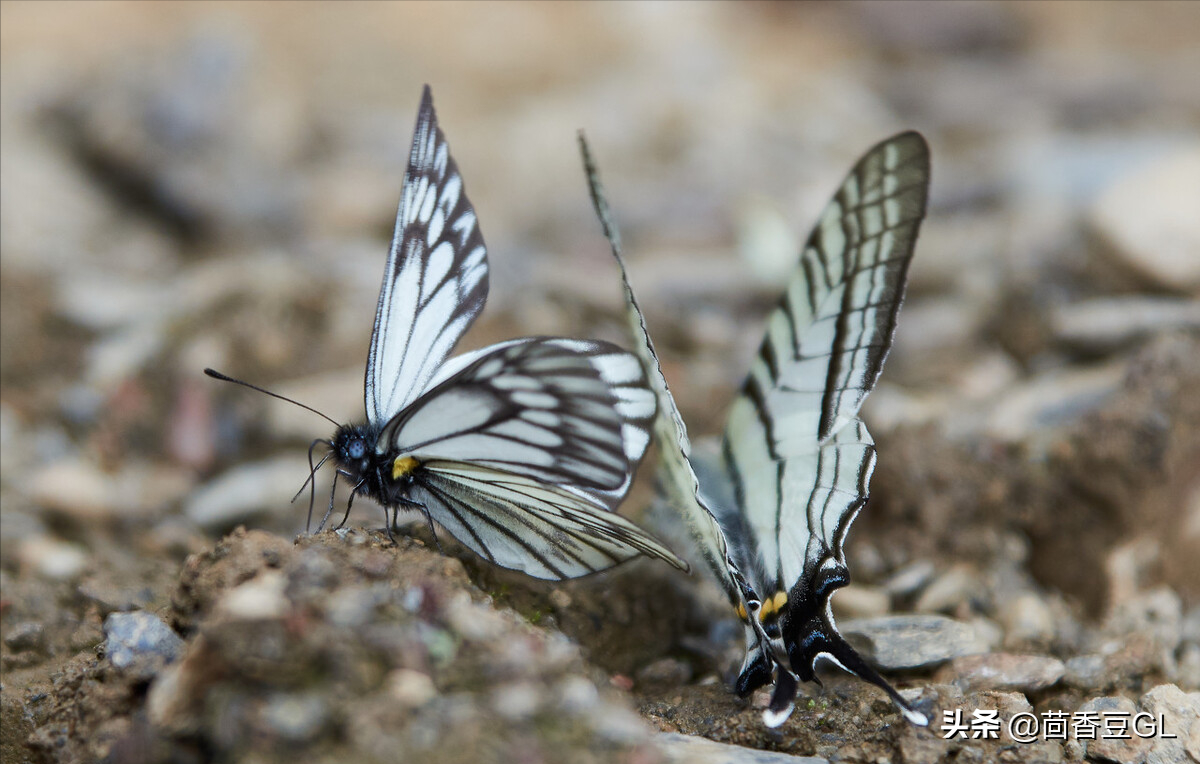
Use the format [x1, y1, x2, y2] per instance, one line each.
[208, 87, 687, 581]
[579, 132, 930, 725]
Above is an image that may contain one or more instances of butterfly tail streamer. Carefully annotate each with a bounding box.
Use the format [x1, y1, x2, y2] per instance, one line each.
[578, 131, 779, 657]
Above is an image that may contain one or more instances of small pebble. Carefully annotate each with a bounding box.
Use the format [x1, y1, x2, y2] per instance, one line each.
[840, 615, 989, 671]
[998, 592, 1057, 648]
[1077, 695, 1149, 764]
[387, 669, 436, 708]
[1089, 145, 1200, 292]
[262, 692, 327, 743]
[940, 653, 1064, 693]
[18, 536, 88, 581]
[4, 622, 46, 653]
[104, 611, 184, 680]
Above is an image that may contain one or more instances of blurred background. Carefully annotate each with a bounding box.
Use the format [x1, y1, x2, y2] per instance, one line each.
[2, 1, 1198, 758]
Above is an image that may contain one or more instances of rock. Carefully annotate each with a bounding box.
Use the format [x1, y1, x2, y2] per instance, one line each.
[1106, 587, 1183, 655]
[4, 621, 46, 653]
[983, 362, 1126, 444]
[915, 564, 981, 614]
[183, 456, 310, 531]
[1077, 695, 1151, 764]
[77, 576, 156, 615]
[1138, 684, 1200, 764]
[636, 657, 693, 689]
[215, 570, 288, 621]
[386, 669, 436, 708]
[490, 682, 541, 721]
[1050, 297, 1200, 353]
[1090, 145, 1200, 292]
[939, 653, 1064, 694]
[17, 536, 88, 580]
[998, 592, 1058, 649]
[104, 611, 185, 681]
[883, 560, 937, 597]
[840, 615, 989, 671]
[831, 584, 890, 619]
[262, 692, 328, 743]
[1063, 654, 1109, 691]
[655, 732, 829, 763]
[30, 458, 193, 522]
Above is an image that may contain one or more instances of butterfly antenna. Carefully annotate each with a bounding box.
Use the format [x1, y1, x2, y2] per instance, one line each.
[204, 368, 340, 427]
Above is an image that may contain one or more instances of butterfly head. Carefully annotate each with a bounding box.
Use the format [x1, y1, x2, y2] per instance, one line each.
[332, 423, 378, 475]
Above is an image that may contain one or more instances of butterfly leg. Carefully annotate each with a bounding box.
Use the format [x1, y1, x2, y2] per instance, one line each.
[336, 482, 362, 530]
[316, 470, 341, 532]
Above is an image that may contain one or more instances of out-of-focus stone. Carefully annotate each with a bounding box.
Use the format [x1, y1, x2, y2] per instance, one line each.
[184, 457, 309, 531]
[386, 669, 436, 708]
[999, 592, 1058, 648]
[1064, 654, 1108, 692]
[832, 584, 890, 619]
[215, 570, 288, 621]
[1090, 145, 1200, 292]
[915, 564, 981, 614]
[883, 561, 936, 598]
[636, 657, 693, 689]
[939, 653, 1064, 694]
[30, 458, 192, 522]
[841, 615, 989, 671]
[17, 536, 88, 580]
[261, 692, 328, 743]
[1050, 297, 1200, 353]
[984, 362, 1126, 444]
[4, 621, 46, 653]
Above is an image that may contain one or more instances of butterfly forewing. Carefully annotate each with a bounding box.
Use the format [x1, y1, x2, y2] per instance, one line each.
[366, 86, 488, 424]
[749, 132, 929, 449]
[380, 338, 649, 492]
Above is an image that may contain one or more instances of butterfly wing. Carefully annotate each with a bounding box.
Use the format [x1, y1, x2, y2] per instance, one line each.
[378, 337, 680, 578]
[366, 85, 488, 425]
[381, 338, 654, 494]
[578, 135, 775, 646]
[721, 132, 931, 726]
[424, 338, 656, 511]
[411, 461, 686, 580]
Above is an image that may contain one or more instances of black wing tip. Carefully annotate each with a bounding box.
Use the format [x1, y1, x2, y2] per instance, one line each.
[420, 83, 434, 109]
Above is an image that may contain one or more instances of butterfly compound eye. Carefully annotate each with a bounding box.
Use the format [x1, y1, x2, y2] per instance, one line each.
[348, 439, 366, 460]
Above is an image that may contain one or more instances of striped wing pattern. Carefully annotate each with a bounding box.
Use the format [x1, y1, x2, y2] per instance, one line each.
[720, 132, 930, 726]
[366, 85, 488, 425]
[580, 132, 930, 727]
[412, 462, 686, 580]
[746, 131, 929, 450]
[381, 338, 652, 493]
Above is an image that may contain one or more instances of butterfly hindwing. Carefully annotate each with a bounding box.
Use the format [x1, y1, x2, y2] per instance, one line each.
[366, 85, 489, 425]
[412, 461, 685, 580]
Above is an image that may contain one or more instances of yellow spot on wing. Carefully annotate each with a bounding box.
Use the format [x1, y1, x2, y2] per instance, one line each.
[392, 456, 420, 480]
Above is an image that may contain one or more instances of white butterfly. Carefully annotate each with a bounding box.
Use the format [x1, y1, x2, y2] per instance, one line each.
[213, 87, 687, 581]
[580, 132, 931, 725]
